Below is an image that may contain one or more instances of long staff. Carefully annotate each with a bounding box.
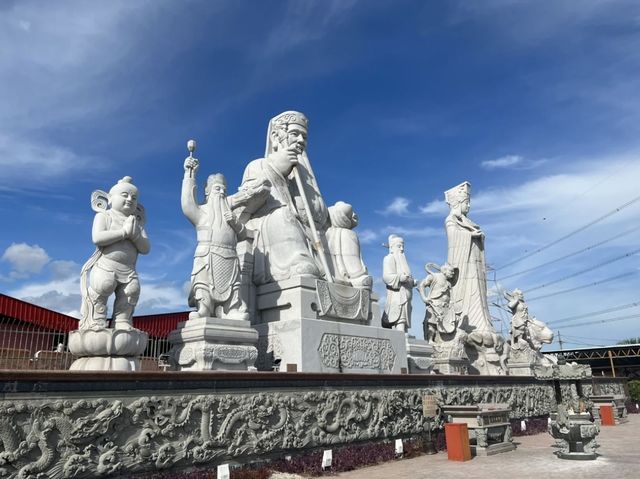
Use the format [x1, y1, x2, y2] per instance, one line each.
[293, 154, 333, 283]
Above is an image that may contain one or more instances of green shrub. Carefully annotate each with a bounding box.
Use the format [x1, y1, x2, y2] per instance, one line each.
[628, 380, 640, 402]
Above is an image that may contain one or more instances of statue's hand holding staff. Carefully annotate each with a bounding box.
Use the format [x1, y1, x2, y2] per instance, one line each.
[183, 157, 200, 177]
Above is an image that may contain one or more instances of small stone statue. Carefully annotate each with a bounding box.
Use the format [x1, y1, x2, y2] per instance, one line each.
[182, 147, 249, 321]
[326, 201, 372, 289]
[417, 262, 459, 343]
[382, 235, 415, 333]
[79, 176, 150, 330]
[504, 288, 553, 352]
[504, 289, 529, 350]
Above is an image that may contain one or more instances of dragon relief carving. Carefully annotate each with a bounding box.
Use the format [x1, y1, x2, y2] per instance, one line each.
[0, 381, 584, 479]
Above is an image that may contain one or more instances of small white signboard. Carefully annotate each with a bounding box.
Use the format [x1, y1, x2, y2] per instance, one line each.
[322, 449, 332, 470]
[520, 420, 527, 431]
[217, 464, 230, 479]
[395, 438, 404, 455]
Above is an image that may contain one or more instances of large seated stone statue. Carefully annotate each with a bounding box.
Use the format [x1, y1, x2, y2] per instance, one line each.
[444, 181, 505, 375]
[234, 111, 325, 284]
[504, 288, 554, 375]
[226, 111, 406, 373]
[70, 177, 150, 371]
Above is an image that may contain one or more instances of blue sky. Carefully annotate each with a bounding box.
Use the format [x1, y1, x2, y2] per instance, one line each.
[1, 0, 639, 349]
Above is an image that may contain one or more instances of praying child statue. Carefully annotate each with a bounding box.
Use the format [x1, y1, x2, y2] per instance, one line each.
[79, 177, 150, 330]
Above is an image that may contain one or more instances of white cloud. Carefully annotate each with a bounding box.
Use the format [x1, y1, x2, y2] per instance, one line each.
[420, 199, 448, 216]
[481, 155, 523, 169]
[358, 229, 379, 245]
[1, 243, 50, 278]
[378, 197, 411, 216]
[480, 154, 547, 170]
[382, 225, 441, 239]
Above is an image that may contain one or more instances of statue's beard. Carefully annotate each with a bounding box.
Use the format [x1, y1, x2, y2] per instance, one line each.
[392, 250, 411, 277]
[207, 192, 226, 228]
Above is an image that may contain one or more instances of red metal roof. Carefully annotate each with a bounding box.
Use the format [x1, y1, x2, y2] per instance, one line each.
[132, 311, 188, 338]
[0, 293, 78, 332]
[0, 293, 188, 338]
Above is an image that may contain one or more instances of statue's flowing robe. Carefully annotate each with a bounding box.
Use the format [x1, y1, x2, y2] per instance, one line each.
[382, 253, 412, 327]
[445, 213, 494, 334]
[238, 158, 320, 285]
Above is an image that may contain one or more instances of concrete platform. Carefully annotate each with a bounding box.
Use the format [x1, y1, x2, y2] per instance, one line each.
[335, 414, 640, 479]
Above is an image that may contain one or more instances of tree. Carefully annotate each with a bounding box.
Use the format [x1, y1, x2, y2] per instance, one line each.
[617, 337, 640, 345]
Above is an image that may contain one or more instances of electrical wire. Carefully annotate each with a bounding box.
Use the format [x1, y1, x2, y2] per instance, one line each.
[496, 193, 640, 271]
[525, 247, 640, 293]
[526, 271, 636, 301]
[548, 301, 640, 326]
[556, 312, 640, 329]
[498, 224, 640, 281]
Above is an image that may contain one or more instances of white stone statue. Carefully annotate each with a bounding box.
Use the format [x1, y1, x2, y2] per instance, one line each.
[326, 201, 372, 289]
[504, 289, 529, 350]
[72, 176, 150, 371]
[504, 288, 554, 353]
[79, 176, 150, 330]
[418, 262, 459, 343]
[382, 235, 415, 333]
[444, 181, 493, 334]
[444, 181, 505, 375]
[232, 111, 328, 285]
[182, 153, 249, 321]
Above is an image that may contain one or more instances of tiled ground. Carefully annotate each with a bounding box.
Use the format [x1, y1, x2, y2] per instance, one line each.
[335, 415, 640, 479]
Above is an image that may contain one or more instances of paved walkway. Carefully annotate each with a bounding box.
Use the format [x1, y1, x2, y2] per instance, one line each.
[335, 415, 640, 479]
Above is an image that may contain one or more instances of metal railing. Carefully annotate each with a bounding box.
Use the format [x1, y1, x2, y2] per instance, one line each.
[0, 320, 172, 371]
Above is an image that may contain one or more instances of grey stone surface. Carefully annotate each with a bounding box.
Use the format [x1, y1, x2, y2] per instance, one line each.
[0, 375, 572, 479]
[168, 317, 259, 371]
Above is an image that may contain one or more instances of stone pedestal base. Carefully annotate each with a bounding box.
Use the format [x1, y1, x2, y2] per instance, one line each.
[433, 357, 469, 375]
[256, 277, 377, 324]
[168, 317, 259, 371]
[507, 361, 537, 376]
[255, 317, 407, 373]
[68, 327, 148, 371]
[253, 278, 405, 373]
[406, 337, 434, 374]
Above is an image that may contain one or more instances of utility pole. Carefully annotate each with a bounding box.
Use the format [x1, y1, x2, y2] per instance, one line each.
[557, 330, 564, 351]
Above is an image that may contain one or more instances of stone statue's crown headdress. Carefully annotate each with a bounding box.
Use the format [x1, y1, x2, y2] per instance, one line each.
[444, 181, 471, 206]
[265, 110, 309, 156]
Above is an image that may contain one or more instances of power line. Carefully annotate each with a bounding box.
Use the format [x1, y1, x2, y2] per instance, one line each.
[499, 224, 640, 281]
[525, 247, 640, 293]
[527, 271, 637, 301]
[558, 312, 640, 329]
[496, 193, 640, 271]
[548, 301, 640, 326]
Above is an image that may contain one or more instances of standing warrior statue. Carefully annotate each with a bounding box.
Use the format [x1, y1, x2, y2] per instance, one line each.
[182, 142, 249, 320]
[504, 289, 529, 350]
[418, 262, 459, 343]
[382, 234, 415, 333]
[80, 177, 150, 330]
